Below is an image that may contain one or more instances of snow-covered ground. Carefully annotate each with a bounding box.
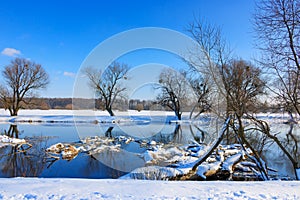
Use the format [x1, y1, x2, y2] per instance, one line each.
[0, 109, 181, 124]
[0, 108, 292, 124]
[0, 109, 179, 118]
[0, 178, 299, 200]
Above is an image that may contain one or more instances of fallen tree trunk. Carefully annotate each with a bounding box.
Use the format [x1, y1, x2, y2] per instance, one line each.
[191, 117, 231, 171]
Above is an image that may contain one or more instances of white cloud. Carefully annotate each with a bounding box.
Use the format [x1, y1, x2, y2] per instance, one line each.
[1, 48, 21, 57]
[63, 71, 76, 78]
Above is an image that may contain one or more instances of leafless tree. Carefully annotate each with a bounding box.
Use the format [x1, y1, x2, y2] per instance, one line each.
[186, 18, 232, 120]
[253, 1, 300, 179]
[84, 62, 129, 116]
[220, 59, 268, 179]
[187, 18, 266, 121]
[188, 72, 211, 119]
[155, 68, 192, 120]
[0, 58, 49, 116]
[254, 0, 300, 118]
[220, 59, 266, 119]
[186, 18, 270, 179]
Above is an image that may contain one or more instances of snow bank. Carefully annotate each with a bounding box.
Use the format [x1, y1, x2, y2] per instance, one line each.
[0, 109, 294, 125]
[0, 178, 299, 200]
[0, 135, 28, 149]
[0, 109, 195, 123]
[0, 109, 182, 124]
[0, 109, 178, 117]
[0, 135, 26, 144]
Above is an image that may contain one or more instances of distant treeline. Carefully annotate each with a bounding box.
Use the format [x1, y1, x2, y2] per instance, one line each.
[0, 97, 280, 113]
[0, 98, 160, 111]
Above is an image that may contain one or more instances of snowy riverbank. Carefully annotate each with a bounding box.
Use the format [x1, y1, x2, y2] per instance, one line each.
[0, 178, 299, 200]
[0, 109, 181, 124]
[0, 109, 293, 124]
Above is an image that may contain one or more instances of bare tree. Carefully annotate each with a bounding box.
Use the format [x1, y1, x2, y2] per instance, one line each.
[220, 59, 266, 119]
[188, 72, 211, 119]
[253, 1, 300, 179]
[186, 18, 232, 120]
[187, 19, 266, 120]
[0, 58, 49, 116]
[84, 62, 129, 116]
[219, 59, 269, 179]
[254, 0, 300, 118]
[156, 68, 192, 120]
[186, 19, 270, 179]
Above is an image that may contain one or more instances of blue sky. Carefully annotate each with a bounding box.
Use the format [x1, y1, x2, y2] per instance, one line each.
[0, 0, 256, 98]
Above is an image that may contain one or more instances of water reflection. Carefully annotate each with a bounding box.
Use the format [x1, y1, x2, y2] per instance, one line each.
[189, 124, 206, 144]
[3, 124, 20, 138]
[0, 124, 127, 178]
[265, 123, 300, 179]
[0, 125, 44, 177]
[0, 123, 211, 177]
[0, 119, 298, 179]
[224, 120, 300, 179]
[105, 126, 114, 138]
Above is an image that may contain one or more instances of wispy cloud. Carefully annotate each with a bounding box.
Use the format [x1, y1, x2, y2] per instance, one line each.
[1, 48, 21, 57]
[63, 71, 76, 78]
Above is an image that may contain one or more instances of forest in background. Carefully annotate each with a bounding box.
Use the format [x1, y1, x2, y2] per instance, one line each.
[0, 97, 280, 113]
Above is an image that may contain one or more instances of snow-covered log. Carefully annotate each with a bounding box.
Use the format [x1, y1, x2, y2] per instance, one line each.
[191, 117, 231, 171]
[196, 161, 222, 179]
[222, 152, 243, 173]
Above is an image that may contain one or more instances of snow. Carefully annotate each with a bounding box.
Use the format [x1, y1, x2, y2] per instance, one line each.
[0, 135, 27, 148]
[222, 152, 243, 173]
[120, 166, 184, 180]
[197, 162, 221, 179]
[0, 178, 299, 199]
[0, 109, 181, 124]
[0, 134, 26, 144]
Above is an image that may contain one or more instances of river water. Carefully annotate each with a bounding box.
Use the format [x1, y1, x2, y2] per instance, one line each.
[0, 115, 298, 179]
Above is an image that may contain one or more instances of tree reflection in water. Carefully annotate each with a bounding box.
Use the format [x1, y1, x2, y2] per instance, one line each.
[222, 118, 300, 180]
[0, 125, 48, 177]
[247, 120, 300, 179]
[0, 119, 297, 179]
[105, 126, 114, 138]
[267, 123, 300, 180]
[189, 124, 206, 144]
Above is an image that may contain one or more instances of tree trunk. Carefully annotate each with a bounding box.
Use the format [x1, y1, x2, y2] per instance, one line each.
[175, 110, 181, 120]
[191, 117, 231, 171]
[106, 107, 115, 116]
[177, 113, 181, 120]
[189, 103, 197, 119]
[8, 109, 13, 116]
[12, 109, 18, 116]
[235, 116, 269, 180]
[9, 106, 18, 116]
